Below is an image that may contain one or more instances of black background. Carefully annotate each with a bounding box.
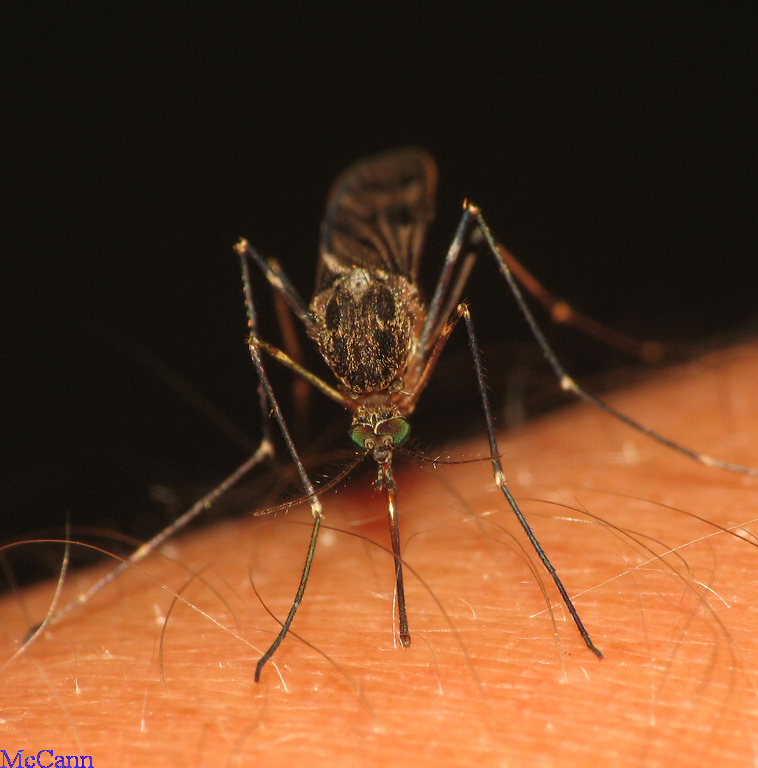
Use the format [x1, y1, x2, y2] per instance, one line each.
[4, 5, 757, 583]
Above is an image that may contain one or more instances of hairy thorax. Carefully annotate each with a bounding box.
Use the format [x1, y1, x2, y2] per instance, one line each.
[309, 268, 425, 410]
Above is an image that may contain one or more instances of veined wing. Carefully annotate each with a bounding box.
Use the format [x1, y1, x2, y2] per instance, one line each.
[316, 147, 437, 293]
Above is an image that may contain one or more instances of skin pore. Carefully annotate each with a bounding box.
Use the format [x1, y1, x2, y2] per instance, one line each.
[2, 341, 758, 767]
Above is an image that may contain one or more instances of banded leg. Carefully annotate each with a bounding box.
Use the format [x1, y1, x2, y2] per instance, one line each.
[236, 243, 329, 681]
[27, 382, 275, 637]
[429, 202, 758, 479]
[459, 302, 603, 657]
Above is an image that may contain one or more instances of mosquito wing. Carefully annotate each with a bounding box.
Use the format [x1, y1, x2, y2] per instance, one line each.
[316, 147, 438, 294]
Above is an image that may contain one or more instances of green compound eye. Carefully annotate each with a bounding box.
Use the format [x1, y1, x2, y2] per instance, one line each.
[350, 418, 410, 449]
[376, 417, 410, 445]
[350, 424, 375, 449]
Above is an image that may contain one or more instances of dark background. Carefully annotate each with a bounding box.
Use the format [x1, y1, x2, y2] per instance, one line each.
[4, 5, 757, 584]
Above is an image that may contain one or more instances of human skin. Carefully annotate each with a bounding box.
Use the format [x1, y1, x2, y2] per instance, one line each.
[2, 342, 758, 767]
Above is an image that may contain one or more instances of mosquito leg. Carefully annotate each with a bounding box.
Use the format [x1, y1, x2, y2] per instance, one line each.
[248, 334, 343, 404]
[272, 284, 311, 440]
[254, 514, 322, 681]
[238, 247, 327, 681]
[234, 241, 345, 402]
[235, 239, 313, 327]
[26, 436, 275, 639]
[248, 247, 319, 428]
[460, 302, 603, 659]
[27, 243, 317, 639]
[405, 300, 464, 412]
[424, 203, 659, 362]
[467, 204, 758, 479]
[420, 207, 477, 354]
[495, 241, 664, 363]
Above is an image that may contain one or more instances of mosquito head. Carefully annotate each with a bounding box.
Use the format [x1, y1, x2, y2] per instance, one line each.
[350, 408, 410, 464]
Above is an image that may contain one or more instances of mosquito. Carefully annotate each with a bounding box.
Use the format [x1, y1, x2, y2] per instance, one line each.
[30, 148, 758, 682]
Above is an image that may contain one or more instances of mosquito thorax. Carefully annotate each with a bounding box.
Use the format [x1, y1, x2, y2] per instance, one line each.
[309, 268, 424, 395]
